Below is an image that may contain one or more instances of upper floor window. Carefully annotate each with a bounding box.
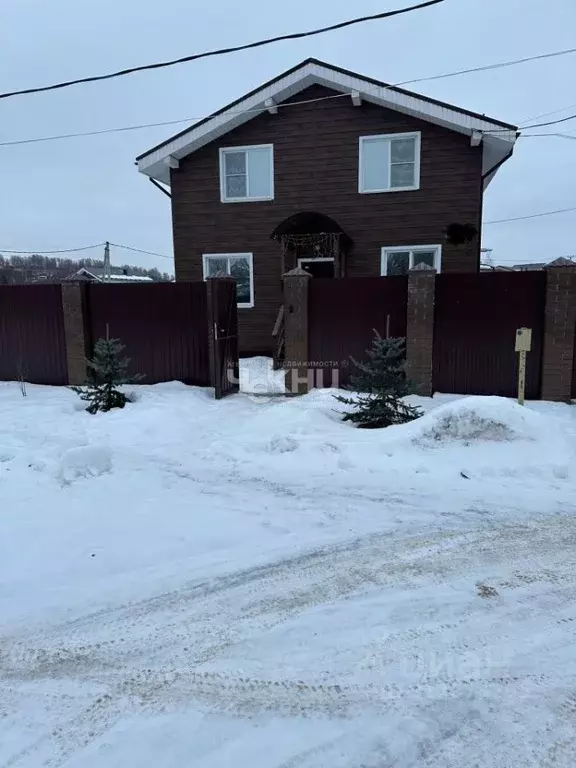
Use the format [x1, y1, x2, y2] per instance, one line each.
[219, 145, 274, 203]
[359, 132, 421, 194]
[202, 253, 254, 308]
[381, 245, 441, 276]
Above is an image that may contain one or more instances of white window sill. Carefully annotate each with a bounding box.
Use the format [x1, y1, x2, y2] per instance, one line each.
[359, 186, 420, 194]
[221, 196, 274, 204]
[238, 302, 254, 309]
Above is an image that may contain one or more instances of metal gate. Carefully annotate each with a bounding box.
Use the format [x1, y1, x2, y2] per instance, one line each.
[207, 278, 240, 399]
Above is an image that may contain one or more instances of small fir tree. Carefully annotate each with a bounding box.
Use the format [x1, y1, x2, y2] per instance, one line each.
[72, 337, 142, 414]
[335, 333, 422, 429]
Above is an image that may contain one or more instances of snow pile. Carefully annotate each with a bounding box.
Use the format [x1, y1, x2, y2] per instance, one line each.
[57, 444, 112, 484]
[239, 356, 286, 395]
[406, 396, 547, 445]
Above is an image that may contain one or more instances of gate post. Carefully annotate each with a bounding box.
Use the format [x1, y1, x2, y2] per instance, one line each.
[283, 267, 311, 395]
[541, 261, 576, 402]
[406, 263, 436, 397]
[61, 282, 89, 385]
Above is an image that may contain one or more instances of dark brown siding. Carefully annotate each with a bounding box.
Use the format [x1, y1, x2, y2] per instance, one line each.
[433, 272, 546, 399]
[308, 276, 408, 388]
[87, 283, 210, 385]
[171, 85, 483, 354]
[0, 285, 68, 384]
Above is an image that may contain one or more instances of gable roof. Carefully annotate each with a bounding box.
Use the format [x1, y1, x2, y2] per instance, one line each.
[137, 58, 518, 188]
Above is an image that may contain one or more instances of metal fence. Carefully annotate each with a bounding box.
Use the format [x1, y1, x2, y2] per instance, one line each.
[308, 276, 408, 388]
[433, 272, 546, 398]
[306, 272, 549, 398]
[0, 281, 239, 395]
[0, 285, 68, 384]
[87, 282, 211, 386]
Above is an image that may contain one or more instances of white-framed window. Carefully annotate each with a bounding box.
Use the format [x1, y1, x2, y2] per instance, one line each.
[359, 132, 421, 193]
[381, 245, 441, 276]
[202, 253, 254, 308]
[219, 145, 274, 202]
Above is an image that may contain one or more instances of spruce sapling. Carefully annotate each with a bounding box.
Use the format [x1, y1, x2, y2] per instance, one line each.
[335, 333, 422, 428]
[72, 337, 143, 414]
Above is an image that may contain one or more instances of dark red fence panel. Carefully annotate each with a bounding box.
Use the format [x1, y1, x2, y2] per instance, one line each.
[308, 276, 408, 388]
[87, 282, 210, 385]
[0, 285, 68, 384]
[433, 272, 546, 398]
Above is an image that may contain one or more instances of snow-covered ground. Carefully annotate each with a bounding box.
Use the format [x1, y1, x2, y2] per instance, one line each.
[1, 358, 576, 767]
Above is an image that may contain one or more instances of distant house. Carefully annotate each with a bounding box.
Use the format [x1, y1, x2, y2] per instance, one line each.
[506, 257, 575, 271]
[66, 267, 153, 283]
[137, 57, 518, 354]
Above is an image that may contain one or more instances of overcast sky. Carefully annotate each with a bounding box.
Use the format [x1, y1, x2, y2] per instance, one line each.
[1, 0, 575, 271]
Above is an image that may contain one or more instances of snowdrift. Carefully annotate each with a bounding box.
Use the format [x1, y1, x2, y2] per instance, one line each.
[403, 396, 548, 445]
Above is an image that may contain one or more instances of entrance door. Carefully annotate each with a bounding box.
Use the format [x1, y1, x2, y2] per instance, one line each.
[298, 259, 334, 278]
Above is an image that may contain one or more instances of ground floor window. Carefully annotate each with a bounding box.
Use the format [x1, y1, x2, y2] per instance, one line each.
[380, 245, 441, 276]
[202, 253, 254, 308]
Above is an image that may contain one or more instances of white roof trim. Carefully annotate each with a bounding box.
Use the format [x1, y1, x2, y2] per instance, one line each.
[137, 61, 517, 187]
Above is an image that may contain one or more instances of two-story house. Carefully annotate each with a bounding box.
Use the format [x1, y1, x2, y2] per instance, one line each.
[136, 59, 517, 355]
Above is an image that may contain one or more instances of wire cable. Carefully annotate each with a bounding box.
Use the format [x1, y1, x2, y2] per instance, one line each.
[0, 93, 349, 148]
[0, 1, 444, 100]
[518, 101, 576, 126]
[519, 112, 576, 130]
[484, 112, 576, 135]
[391, 46, 576, 88]
[0, 243, 104, 254]
[520, 132, 576, 140]
[10, 46, 576, 149]
[484, 205, 576, 225]
[110, 243, 172, 260]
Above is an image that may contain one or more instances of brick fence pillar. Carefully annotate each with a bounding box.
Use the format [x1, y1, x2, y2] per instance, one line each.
[406, 263, 436, 397]
[61, 283, 88, 385]
[541, 263, 576, 402]
[283, 267, 311, 395]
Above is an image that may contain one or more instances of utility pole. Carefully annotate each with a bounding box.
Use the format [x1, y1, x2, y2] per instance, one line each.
[103, 241, 110, 281]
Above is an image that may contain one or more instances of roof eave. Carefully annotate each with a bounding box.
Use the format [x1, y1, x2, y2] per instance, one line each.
[137, 59, 518, 186]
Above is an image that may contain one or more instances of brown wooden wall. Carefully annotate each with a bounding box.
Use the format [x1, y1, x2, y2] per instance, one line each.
[170, 84, 484, 355]
[572, 326, 576, 400]
[433, 272, 546, 399]
[308, 277, 408, 388]
[0, 285, 68, 384]
[86, 283, 211, 386]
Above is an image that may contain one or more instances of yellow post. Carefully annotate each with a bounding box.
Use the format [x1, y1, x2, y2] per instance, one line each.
[515, 328, 532, 406]
[517, 350, 527, 406]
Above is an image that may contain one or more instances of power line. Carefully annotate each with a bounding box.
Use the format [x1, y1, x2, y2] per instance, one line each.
[0, 93, 349, 148]
[484, 205, 576, 225]
[110, 243, 172, 260]
[0, 243, 104, 254]
[0, 1, 444, 101]
[485, 112, 576, 135]
[520, 132, 576, 140]
[520, 112, 576, 130]
[518, 101, 576, 126]
[6, 45, 576, 149]
[392, 46, 576, 88]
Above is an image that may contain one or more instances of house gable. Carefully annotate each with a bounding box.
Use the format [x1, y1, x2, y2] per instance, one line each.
[137, 58, 517, 189]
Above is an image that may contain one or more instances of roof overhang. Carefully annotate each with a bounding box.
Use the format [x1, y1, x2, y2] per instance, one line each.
[137, 59, 517, 190]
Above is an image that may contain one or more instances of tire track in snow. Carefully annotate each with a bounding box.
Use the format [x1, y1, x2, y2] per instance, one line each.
[0, 669, 561, 768]
[3, 514, 576, 767]
[4, 515, 576, 680]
